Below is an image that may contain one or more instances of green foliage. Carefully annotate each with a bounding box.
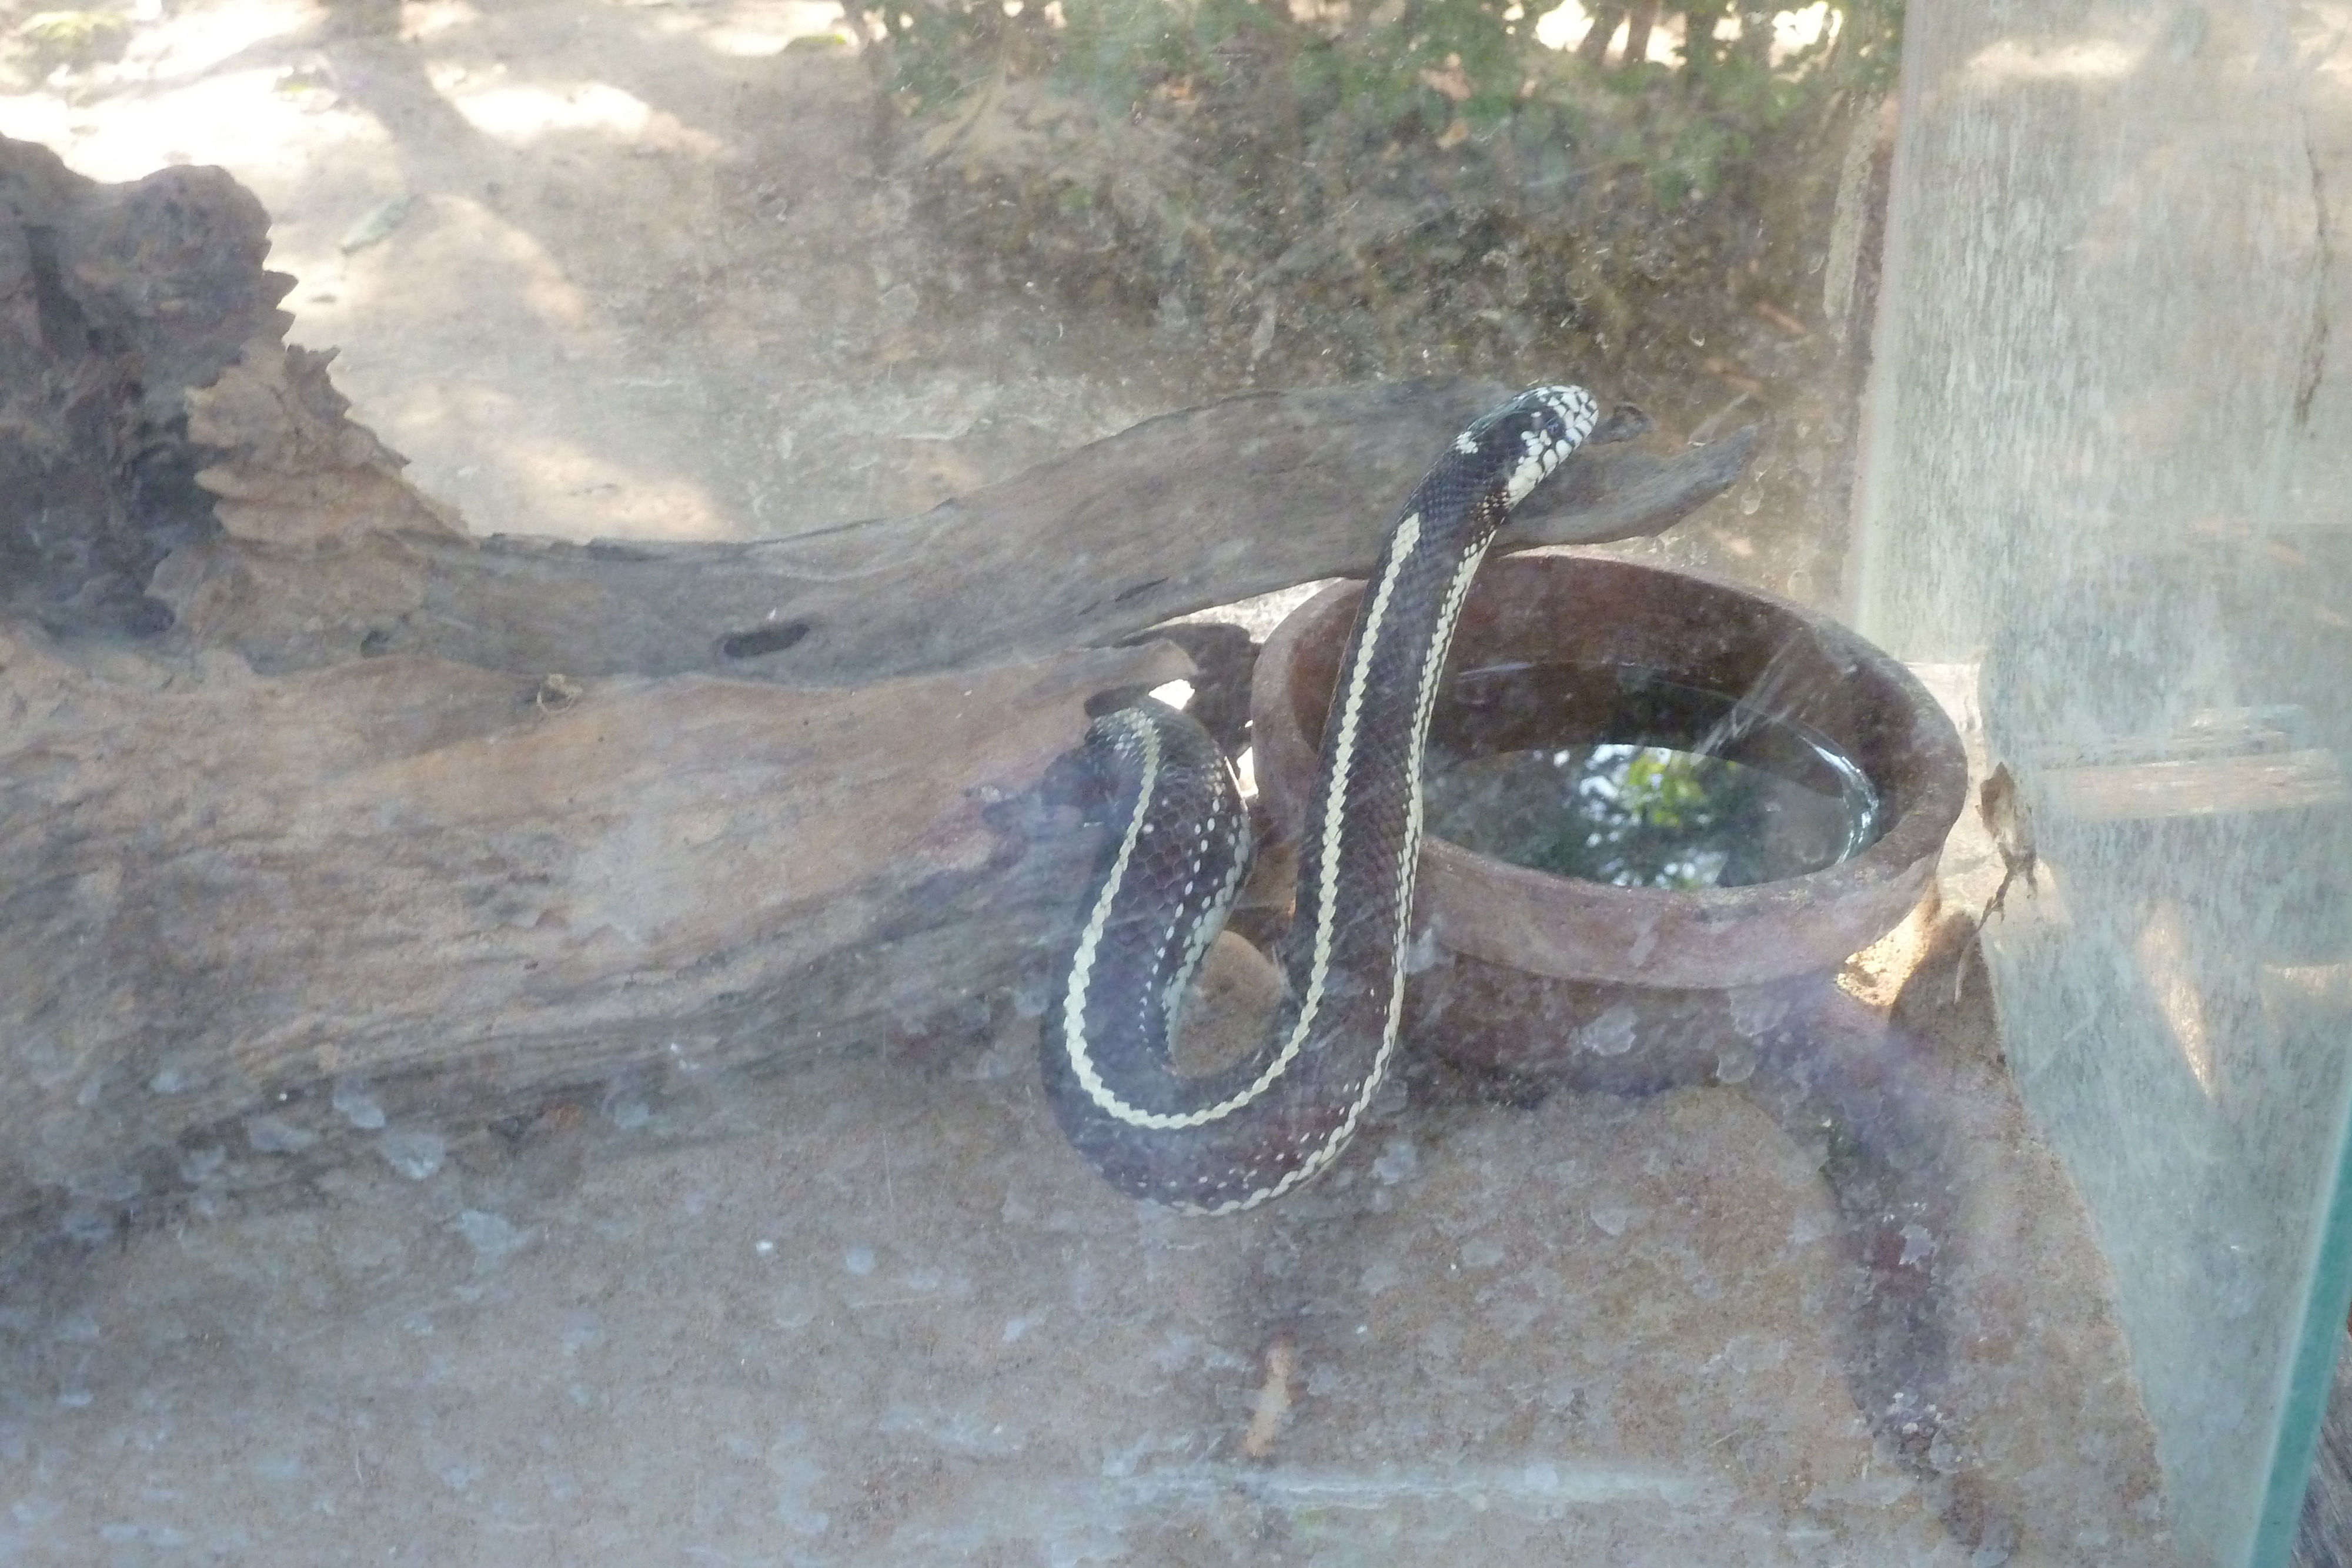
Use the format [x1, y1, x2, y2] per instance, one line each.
[12, 8, 129, 73]
[879, 0, 1903, 380]
[1563, 744, 1759, 890]
[1619, 745, 1717, 828]
[881, 0, 1902, 191]
[1420, 743, 1753, 891]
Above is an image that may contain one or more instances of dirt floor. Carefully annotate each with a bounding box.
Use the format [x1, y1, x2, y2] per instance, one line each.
[0, 0, 1224, 542]
[0, 1, 2185, 1562]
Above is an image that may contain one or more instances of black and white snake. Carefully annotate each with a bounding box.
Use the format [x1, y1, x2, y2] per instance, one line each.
[1044, 386, 1602, 1212]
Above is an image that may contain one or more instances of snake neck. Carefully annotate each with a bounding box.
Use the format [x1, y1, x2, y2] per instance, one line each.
[1284, 499, 1505, 1007]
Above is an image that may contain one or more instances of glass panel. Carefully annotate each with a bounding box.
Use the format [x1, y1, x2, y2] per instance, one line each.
[9, 0, 2339, 1563]
[1854, 5, 2352, 1564]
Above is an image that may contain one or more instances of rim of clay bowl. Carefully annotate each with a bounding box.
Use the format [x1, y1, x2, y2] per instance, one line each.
[1249, 553, 1969, 989]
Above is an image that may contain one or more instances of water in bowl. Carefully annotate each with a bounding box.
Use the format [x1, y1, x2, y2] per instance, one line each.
[1422, 661, 1882, 890]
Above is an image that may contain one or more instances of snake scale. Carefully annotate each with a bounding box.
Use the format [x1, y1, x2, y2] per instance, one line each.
[1044, 386, 1602, 1212]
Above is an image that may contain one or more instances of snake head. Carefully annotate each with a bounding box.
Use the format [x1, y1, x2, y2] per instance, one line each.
[1451, 385, 1602, 507]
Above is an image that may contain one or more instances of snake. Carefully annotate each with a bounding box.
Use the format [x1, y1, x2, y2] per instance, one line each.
[1043, 385, 1602, 1213]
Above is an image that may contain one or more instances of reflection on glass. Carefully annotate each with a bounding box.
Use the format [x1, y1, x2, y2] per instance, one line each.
[1857, 8, 2352, 1564]
[13, 0, 2332, 1563]
[1425, 663, 1881, 887]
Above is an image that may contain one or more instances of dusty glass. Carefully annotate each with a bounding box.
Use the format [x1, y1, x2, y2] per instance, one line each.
[1, 0, 2346, 1563]
[1857, 6, 2352, 1565]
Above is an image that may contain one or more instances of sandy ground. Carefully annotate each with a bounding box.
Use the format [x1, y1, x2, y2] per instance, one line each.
[0, 1, 2183, 1562]
[2, 0, 1205, 542]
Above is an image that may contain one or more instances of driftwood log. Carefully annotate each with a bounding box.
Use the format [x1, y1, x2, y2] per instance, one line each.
[0, 134, 1753, 1226]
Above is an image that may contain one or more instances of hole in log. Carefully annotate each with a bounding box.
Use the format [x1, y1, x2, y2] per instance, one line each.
[718, 622, 812, 659]
[1113, 576, 1171, 606]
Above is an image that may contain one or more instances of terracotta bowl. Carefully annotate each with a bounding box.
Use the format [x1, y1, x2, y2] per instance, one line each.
[1253, 554, 1975, 1455]
[1250, 553, 1968, 995]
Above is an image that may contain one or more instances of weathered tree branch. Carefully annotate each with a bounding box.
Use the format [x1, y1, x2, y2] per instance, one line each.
[1, 623, 1184, 1215]
[156, 375, 1754, 683]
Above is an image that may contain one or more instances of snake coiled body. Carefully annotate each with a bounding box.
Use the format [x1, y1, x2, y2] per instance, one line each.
[1045, 386, 1602, 1212]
